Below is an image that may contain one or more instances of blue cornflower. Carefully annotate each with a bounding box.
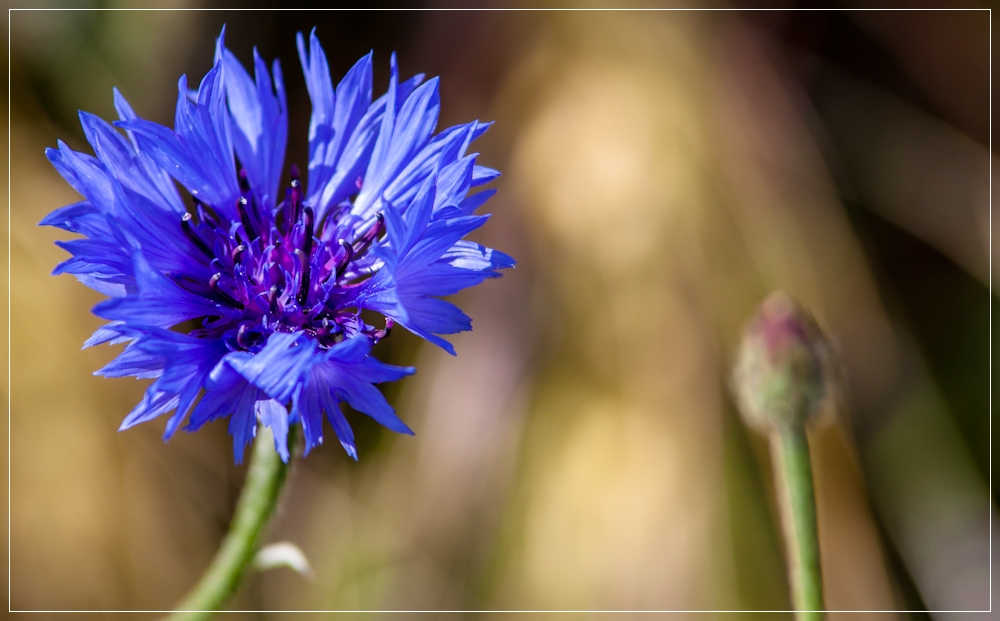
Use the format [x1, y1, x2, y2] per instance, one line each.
[41, 28, 513, 463]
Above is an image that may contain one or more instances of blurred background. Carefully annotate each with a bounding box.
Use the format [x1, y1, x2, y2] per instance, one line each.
[4, 4, 995, 618]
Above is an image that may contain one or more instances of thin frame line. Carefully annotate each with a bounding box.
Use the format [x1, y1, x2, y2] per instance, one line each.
[988, 5, 994, 616]
[7, 5, 12, 615]
[2, 6, 995, 11]
[5, 610, 996, 615]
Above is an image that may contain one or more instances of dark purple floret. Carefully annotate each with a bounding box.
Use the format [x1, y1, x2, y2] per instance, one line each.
[174, 166, 390, 352]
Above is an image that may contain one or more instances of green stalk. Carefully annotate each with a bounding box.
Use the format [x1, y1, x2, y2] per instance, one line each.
[167, 425, 296, 621]
[771, 424, 824, 621]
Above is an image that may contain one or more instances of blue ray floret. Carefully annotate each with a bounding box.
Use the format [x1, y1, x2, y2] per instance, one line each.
[42, 28, 513, 463]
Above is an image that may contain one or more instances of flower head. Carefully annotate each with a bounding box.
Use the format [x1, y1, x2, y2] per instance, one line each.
[42, 28, 513, 463]
[731, 291, 834, 432]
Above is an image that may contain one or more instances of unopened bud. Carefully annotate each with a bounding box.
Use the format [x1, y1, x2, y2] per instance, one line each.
[731, 291, 834, 431]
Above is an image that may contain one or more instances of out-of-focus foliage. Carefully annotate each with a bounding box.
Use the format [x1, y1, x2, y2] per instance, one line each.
[7, 6, 993, 618]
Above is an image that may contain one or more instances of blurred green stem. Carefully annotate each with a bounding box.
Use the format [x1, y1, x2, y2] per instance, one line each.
[771, 424, 824, 621]
[166, 425, 296, 621]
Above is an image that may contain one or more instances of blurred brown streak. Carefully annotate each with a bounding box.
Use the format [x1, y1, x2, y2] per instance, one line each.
[847, 7, 990, 147]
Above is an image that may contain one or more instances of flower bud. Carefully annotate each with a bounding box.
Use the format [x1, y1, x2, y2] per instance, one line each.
[731, 291, 834, 431]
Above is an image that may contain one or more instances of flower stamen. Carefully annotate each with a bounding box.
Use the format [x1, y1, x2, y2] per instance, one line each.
[181, 212, 215, 258]
[231, 244, 246, 265]
[352, 212, 384, 256]
[236, 323, 250, 348]
[236, 196, 256, 242]
[294, 249, 310, 305]
[209, 272, 245, 309]
[372, 318, 394, 343]
[268, 284, 282, 315]
[334, 239, 354, 281]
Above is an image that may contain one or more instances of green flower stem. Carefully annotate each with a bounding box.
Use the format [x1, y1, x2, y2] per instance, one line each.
[771, 424, 824, 621]
[167, 425, 296, 621]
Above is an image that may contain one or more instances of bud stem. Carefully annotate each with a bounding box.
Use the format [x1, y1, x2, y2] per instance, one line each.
[166, 425, 296, 621]
[771, 423, 824, 620]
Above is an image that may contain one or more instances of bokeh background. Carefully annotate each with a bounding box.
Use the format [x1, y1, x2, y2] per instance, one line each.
[5, 4, 996, 619]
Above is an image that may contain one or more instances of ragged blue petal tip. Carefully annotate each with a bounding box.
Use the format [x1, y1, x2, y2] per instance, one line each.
[341, 441, 359, 461]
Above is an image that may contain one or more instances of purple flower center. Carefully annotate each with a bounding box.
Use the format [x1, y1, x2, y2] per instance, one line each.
[177, 163, 391, 353]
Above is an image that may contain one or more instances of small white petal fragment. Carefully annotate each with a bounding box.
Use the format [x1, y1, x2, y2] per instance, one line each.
[252, 541, 313, 579]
